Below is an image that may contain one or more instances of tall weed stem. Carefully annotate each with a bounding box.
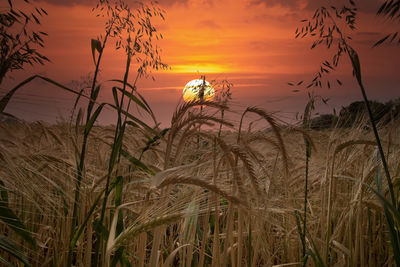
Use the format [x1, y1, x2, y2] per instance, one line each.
[67, 21, 114, 267]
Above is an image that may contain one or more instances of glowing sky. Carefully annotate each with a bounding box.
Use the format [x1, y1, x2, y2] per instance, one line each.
[1, 0, 400, 126]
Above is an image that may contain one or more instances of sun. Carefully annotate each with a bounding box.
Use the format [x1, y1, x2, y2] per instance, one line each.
[182, 79, 215, 102]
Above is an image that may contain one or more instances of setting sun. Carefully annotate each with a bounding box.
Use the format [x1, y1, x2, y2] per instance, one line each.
[2, 0, 400, 265]
[182, 79, 215, 102]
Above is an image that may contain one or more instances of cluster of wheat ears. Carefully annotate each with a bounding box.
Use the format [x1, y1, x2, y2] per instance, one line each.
[0, 100, 398, 266]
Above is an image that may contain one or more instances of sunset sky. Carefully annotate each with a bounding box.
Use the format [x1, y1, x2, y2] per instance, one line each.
[1, 0, 399, 126]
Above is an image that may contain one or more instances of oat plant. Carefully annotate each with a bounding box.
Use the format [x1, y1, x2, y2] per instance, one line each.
[295, 1, 399, 265]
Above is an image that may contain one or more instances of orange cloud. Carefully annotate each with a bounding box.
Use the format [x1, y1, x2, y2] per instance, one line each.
[3, 0, 400, 125]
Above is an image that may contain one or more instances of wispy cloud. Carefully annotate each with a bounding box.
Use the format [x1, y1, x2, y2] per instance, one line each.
[248, 0, 382, 13]
[35, 0, 188, 7]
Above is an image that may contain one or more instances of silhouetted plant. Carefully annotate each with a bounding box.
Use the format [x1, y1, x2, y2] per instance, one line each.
[67, 1, 167, 266]
[0, 0, 49, 86]
[213, 79, 232, 137]
[0, 180, 36, 266]
[375, 0, 400, 46]
[295, 0, 400, 265]
[0, 1, 49, 265]
[93, 1, 168, 265]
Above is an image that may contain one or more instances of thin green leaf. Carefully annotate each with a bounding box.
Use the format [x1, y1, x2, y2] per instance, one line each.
[31, 13, 40, 24]
[71, 87, 87, 124]
[0, 181, 8, 204]
[109, 79, 155, 117]
[335, 175, 400, 226]
[84, 103, 105, 135]
[108, 131, 125, 175]
[377, 2, 388, 15]
[70, 180, 117, 249]
[0, 76, 36, 112]
[112, 87, 120, 108]
[1, 75, 87, 113]
[106, 103, 157, 135]
[295, 211, 305, 254]
[93, 219, 110, 241]
[391, 32, 398, 42]
[0, 255, 14, 267]
[92, 84, 101, 101]
[0, 195, 36, 249]
[91, 39, 102, 66]
[0, 236, 31, 267]
[135, 90, 157, 123]
[373, 34, 391, 47]
[120, 149, 155, 175]
[348, 46, 362, 84]
[125, 121, 140, 128]
[115, 87, 150, 114]
[335, 174, 400, 265]
[111, 178, 124, 267]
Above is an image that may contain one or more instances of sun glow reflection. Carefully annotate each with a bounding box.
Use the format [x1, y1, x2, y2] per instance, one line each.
[172, 64, 227, 73]
[182, 79, 215, 102]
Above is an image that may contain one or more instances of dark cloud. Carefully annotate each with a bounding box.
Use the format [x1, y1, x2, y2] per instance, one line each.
[356, 31, 380, 37]
[354, 32, 398, 46]
[305, 0, 381, 13]
[249, 0, 302, 8]
[249, 0, 382, 14]
[34, 0, 188, 7]
[34, 0, 100, 7]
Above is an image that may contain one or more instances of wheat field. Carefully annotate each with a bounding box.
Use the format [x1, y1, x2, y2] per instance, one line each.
[0, 101, 396, 266]
[1, 0, 399, 265]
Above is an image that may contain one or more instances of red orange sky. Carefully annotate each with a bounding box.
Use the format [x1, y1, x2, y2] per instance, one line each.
[1, 0, 400, 126]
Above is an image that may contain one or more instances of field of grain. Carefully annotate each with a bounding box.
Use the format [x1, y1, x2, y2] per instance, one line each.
[0, 103, 397, 266]
[1, 0, 399, 266]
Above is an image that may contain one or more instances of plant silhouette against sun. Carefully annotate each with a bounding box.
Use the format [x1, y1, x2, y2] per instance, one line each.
[92, 0, 168, 76]
[292, 3, 359, 90]
[67, 1, 168, 266]
[213, 78, 232, 137]
[93, 2, 168, 265]
[295, 1, 400, 266]
[0, 0, 49, 86]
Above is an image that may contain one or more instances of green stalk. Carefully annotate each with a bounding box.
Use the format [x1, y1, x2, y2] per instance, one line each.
[347, 46, 400, 266]
[67, 24, 113, 267]
[303, 138, 310, 263]
[110, 175, 124, 267]
[122, 72, 140, 126]
[218, 109, 224, 138]
[356, 75, 395, 204]
[346, 47, 400, 266]
[331, 20, 395, 207]
[322, 17, 398, 261]
[302, 98, 312, 265]
[197, 76, 206, 148]
[248, 216, 252, 267]
[93, 39, 132, 267]
[92, 122, 123, 266]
